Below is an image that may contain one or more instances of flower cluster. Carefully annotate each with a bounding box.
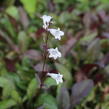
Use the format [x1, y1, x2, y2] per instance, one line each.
[41, 15, 64, 84]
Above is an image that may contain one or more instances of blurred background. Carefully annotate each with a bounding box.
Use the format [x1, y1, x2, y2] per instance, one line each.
[0, 0, 109, 109]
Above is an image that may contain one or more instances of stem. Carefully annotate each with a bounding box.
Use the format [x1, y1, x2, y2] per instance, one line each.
[42, 31, 49, 73]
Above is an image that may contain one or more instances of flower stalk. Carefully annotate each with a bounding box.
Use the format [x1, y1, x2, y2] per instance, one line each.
[42, 30, 49, 73]
[40, 15, 64, 85]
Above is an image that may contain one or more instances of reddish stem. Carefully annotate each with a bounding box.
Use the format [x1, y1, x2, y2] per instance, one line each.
[42, 30, 49, 73]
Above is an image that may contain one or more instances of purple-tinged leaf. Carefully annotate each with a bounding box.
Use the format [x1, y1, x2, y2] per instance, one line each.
[37, 106, 44, 109]
[97, 53, 109, 68]
[61, 37, 76, 56]
[71, 79, 94, 107]
[102, 32, 109, 39]
[57, 87, 70, 109]
[98, 10, 108, 23]
[23, 49, 42, 61]
[83, 12, 92, 29]
[18, 7, 29, 29]
[34, 63, 51, 72]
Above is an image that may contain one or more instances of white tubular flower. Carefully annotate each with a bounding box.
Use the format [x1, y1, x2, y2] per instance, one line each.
[48, 28, 64, 40]
[48, 47, 62, 60]
[41, 15, 52, 29]
[47, 73, 63, 84]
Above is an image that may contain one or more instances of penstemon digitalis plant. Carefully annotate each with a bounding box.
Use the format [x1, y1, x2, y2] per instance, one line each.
[40, 15, 64, 85]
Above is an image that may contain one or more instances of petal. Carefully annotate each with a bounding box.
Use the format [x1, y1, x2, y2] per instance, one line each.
[59, 31, 64, 36]
[56, 79, 59, 84]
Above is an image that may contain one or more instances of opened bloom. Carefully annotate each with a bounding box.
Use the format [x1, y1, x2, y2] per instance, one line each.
[41, 15, 52, 29]
[47, 73, 63, 84]
[48, 28, 64, 40]
[48, 47, 61, 60]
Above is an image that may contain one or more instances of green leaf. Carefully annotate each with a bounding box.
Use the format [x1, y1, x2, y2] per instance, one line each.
[27, 77, 40, 99]
[1, 17, 16, 38]
[0, 99, 16, 109]
[36, 93, 58, 109]
[80, 32, 97, 45]
[0, 77, 15, 98]
[11, 90, 22, 104]
[55, 63, 72, 87]
[101, 0, 109, 4]
[6, 6, 19, 20]
[18, 31, 30, 53]
[86, 38, 101, 63]
[44, 77, 57, 88]
[20, 0, 37, 16]
[54, 0, 65, 3]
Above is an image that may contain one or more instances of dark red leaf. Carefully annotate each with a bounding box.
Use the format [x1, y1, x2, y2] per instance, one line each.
[94, 74, 105, 84]
[80, 64, 99, 74]
[35, 28, 46, 38]
[75, 71, 87, 82]
[67, 5, 74, 13]
[75, 64, 99, 82]
[4, 58, 16, 72]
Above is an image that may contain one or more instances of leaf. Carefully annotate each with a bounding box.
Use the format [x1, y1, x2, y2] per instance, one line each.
[54, 0, 65, 3]
[11, 90, 22, 104]
[27, 76, 40, 99]
[80, 32, 97, 45]
[98, 52, 109, 68]
[61, 37, 77, 56]
[44, 77, 57, 88]
[98, 10, 107, 22]
[55, 63, 72, 87]
[80, 64, 98, 74]
[57, 86, 70, 109]
[34, 63, 51, 72]
[36, 93, 58, 109]
[20, 0, 37, 16]
[18, 31, 30, 53]
[4, 58, 16, 72]
[0, 99, 16, 109]
[86, 38, 101, 63]
[23, 49, 42, 61]
[71, 79, 94, 107]
[101, 0, 109, 4]
[83, 12, 92, 28]
[1, 17, 16, 38]
[18, 7, 29, 29]
[0, 77, 15, 98]
[6, 6, 19, 20]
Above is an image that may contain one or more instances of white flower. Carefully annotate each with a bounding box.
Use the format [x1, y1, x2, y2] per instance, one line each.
[41, 15, 52, 29]
[48, 28, 64, 40]
[48, 47, 62, 60]
[47, 73, 63, 84]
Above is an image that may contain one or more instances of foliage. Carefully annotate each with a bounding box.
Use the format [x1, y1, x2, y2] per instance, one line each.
[0, 0, 109, 109]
